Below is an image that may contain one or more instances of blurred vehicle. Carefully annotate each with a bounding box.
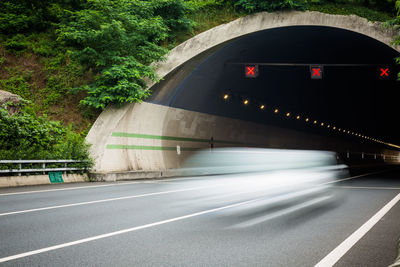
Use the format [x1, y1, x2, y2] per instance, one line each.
[176, 148, 348, 226]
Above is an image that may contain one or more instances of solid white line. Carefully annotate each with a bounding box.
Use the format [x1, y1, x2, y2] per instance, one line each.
[0, 186, 209, 217]
[0, 199, 255, 263]
[0, 168, 395, 217]
[1, 167, 396, 197]
[0, 181, 146, 196]
[325, 168, 396, 185]
[335, 186, 400, 190]
[314, 192, 400, 267]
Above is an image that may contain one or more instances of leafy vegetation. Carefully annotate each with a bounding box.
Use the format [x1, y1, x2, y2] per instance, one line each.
[0, 104, 92, 167]
[57, 0, 194, 109]
[0, 0, 399, 161]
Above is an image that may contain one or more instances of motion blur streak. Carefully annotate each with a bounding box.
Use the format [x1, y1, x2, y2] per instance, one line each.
[172, 148, 348, 227]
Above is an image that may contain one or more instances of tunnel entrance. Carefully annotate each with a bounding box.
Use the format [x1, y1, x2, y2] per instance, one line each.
[149, 26, 400, 147]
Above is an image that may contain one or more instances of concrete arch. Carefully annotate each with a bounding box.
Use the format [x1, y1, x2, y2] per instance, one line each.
[152, 11, 399, 86]
[87, 11, 400, 176]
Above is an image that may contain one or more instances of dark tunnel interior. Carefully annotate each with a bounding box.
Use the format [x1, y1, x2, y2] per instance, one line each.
[148, 26, 400, 148]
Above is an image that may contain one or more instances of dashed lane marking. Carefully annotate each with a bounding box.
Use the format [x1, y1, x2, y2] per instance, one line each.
[0, 199, 255, 263]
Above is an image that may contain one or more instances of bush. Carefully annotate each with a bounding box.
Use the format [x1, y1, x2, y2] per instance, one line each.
[233, 0, 307, 12]
[57, 0, 193, 109]
[0, 107, 92, 168]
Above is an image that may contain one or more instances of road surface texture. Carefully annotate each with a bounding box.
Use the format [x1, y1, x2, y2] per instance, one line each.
[0, 166, 399, 266]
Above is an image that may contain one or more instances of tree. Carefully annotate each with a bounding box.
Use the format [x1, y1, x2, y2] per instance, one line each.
[57, 0, 193, 109]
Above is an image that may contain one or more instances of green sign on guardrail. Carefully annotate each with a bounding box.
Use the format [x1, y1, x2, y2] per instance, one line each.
[49, 172, 64, 183]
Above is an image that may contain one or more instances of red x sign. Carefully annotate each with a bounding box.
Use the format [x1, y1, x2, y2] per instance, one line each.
[245, 65, 258, 78]
[312, 68, 321, 77]
[310, 66, 323, 79]
[247, 66, 255, 75]
[380, 68, 389, 77]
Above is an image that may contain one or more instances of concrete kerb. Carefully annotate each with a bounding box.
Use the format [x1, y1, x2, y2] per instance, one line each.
[88, 170, 182, 182]
[0, 174, 89, 188]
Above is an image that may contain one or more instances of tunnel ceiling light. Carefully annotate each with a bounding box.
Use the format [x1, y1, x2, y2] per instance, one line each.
[223, 94, 229, 100]
[235, 98, 385, 145]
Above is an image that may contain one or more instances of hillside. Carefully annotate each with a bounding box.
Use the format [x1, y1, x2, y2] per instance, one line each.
[0, 0, 399, 160]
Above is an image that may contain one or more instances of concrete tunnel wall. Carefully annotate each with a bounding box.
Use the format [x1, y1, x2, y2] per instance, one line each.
[87, 102, 395, 174]
[86, 11, 400, 174]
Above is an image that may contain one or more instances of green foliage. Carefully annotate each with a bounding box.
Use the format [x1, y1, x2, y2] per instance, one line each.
[0, 74, 32, 100]
[394, 0, 400, 79]
[309, 2, 395, 21]
[0, 107, 92, 165]
[233, 0, 307, 12]
[57, 0, 193, 109]
[0, 0, 85, 34]
[79, 59, 153, 109]
[5, 34, 29, 51]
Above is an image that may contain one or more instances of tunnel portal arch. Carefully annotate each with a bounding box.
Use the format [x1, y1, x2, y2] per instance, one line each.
[151, 10, 399, 87]
[87, 11, 400, 175]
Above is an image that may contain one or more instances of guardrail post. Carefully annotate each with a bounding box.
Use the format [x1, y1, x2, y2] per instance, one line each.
[346, 151, 349, 159]
[361, 152, 364, 160]
[42, 163, 46, 175]
[18, 162, 22, 176]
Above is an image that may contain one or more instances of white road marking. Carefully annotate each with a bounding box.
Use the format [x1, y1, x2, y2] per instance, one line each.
[0, 199, 255, 263]
[0, 181, 148, 196]
[326, 168, 396, 184]
[0, 168, 396, 197]
[0, 169, 394, 216]
[314, 192, 400, 267]
[0, 186, 209, 217]
[335, 186, 400, 190]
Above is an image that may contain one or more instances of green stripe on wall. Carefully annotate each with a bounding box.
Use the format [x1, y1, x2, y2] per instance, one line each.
[111, 132, 244, 145]
[106, 144, 199, 151]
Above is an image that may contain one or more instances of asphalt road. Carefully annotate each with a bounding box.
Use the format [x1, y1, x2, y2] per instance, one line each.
[0, 166, 399, 266]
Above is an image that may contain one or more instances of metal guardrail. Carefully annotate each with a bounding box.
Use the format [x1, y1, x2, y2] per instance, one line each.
[344, 151, 400, 161]
[0, 160, 87, 175]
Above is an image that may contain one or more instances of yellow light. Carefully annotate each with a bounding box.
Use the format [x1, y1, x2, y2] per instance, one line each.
[243, 99, 249, 105]
[223, 94, 229, 100]
[313, 120, 317, 124]
[305, 118, 309, 122]
[327, 125, 330, 128]
[333, 126, 336, 130]
[296, 115, 300, 120]
[274, 109, 279, 113]
[260, 104, 265, 110]
[320, 122, 324, 126]
[286, 112, 291, 117]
